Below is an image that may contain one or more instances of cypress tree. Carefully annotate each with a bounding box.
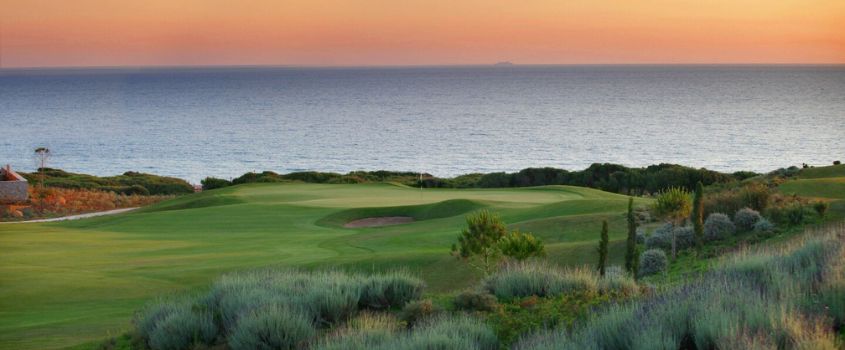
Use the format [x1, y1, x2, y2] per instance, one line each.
[692, 181, 705, 250]
[597, 220, 609, 277]
[625, 197, 637, 273]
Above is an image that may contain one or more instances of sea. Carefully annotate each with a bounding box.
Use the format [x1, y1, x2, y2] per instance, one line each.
[1, 65, 843, 183]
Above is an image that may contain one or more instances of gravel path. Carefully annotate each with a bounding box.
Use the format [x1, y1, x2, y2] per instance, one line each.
[0, 207, 138, 224]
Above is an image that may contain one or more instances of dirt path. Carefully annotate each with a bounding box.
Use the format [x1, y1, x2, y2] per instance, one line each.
[0, 207, 139, 224]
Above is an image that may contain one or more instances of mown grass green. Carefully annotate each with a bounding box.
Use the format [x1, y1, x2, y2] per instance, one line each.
[0, 183, 643, 350]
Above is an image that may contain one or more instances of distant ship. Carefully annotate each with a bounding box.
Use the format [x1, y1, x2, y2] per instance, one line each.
[494, 61, 514, 67]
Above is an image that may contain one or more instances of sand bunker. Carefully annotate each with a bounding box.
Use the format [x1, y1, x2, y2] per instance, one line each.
[344, 216, 414, 228]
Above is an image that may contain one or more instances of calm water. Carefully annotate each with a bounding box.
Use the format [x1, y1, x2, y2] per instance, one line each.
[1, 65, 843, 183]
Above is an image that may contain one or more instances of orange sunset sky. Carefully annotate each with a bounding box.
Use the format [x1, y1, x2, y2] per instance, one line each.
[1, 0, 843, 68]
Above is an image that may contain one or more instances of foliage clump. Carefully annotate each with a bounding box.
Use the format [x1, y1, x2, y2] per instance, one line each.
[638, 249, 668, 277]
[228, 305, 315, 350]
[452, 210, 544, 275]
[134, 269, 424, 350]
[483, 261, 637, 300]
[753, 218, 775, 233]
[704, 213, 736, 241]
[733, 207, 762, 231]
[453, 290, 499, 312]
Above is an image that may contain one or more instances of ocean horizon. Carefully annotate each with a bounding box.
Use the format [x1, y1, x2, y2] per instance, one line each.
[2, 65, 843, 183]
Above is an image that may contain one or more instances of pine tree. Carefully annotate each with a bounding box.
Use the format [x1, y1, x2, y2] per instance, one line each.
[692, 181, 705, 250]
[625, 197, 637, 273]
[597, 220, 609, 277]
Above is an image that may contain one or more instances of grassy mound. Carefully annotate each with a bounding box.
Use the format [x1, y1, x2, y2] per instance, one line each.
[318, 199, 485, 227]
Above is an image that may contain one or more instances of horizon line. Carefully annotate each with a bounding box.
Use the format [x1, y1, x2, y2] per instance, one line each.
[3, 62, 845, 71]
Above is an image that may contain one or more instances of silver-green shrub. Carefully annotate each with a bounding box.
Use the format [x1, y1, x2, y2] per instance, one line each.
[645, 225, 694, 251]
[483, 261, 637, 300]
[704, 213, 735, 241]
[753, 218, 774, 233]
[638, 249, 667, 277]
[228, 305, 315, 350]
[734, 207, 762, 231]
[359, 271, 426, 310]
[148, 307, 216, 350]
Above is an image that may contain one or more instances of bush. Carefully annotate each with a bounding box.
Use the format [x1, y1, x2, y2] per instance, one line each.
[733, 207, 762, 231]
[484, 262, 597, 299]
[645, 225, 694, 251]
[201, 177, 232, 190]
[134, 299, 216, 350]
[834, 160, 841, 165]
[638, 249, 667, 277]
[498, 230, 546, 261]
[704, 213, 735, 241]
[228, 305, 315, 350]
[399, 299, 441, 327]
[453, 290, 499, 312]
[635, 228, 646, 244]
[753, 219, 775, 233]
[397, 315, 499, 350]
[359, 271, 425, 310]
[148, 308, 216, 350]
[813, 201, 829, 219]
[787, 204, 805, 225]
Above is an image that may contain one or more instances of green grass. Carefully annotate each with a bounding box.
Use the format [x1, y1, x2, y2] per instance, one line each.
[798, 164, 845, 179]
[0, 183, 645, 350]
[781, 164, 845, 221]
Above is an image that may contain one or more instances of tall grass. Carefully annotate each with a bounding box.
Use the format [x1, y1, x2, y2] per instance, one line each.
[483, 261, 638, 300]
[514, 224, 845, 349]
[134, 268, 424, 350]
[316, 314, 498, 350]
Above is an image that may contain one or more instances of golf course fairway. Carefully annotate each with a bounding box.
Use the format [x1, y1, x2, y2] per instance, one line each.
[0, 183, 647, 350]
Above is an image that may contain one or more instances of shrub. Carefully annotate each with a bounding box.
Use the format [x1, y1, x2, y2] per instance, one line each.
[704, 213, 735, 241]
[398, 315, 499, 350]
[305, 284, 361, 326]
[635, 227, 646, 244]
[498, 230, 546, 261]
[399, 299, 441, 327]
[753, 219, 775, 233]
[148, 308, 216, 350]
[316, 315, 496, 350]
[834, 160, 841, 165]
[201, 177, 232, 190]
[228, 305, 315, 350]
[484, 262, 597, 299]
[645, 225, 694, 251]
[787, 204, 805, 225]
[638, 249, 667, 277]
[453, 290, 499, 312]
[733, 207, 762, 231]
[813, 201, 829, 219]
[359, 271, 425, 310]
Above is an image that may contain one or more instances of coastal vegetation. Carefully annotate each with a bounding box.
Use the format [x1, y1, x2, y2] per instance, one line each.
[202, 162, 758, 195]
[0, 164, 843, 349]
[20, 168, 194, 195]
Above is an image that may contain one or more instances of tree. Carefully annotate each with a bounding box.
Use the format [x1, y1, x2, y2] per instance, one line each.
[452, 210, 508, 275]
[624, 197, 637, 273]
[452, 210, 545, 274]
[498, 230, 545, 261]
[34, 147, 51, 189]
[632, 246, 640, 280]
[597, 220, 609, 276]
[652, 187, 692, 260]
[691, 181, 705, 250]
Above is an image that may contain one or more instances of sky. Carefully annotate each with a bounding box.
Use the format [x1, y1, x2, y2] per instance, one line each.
[1, 0, 843, 68]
